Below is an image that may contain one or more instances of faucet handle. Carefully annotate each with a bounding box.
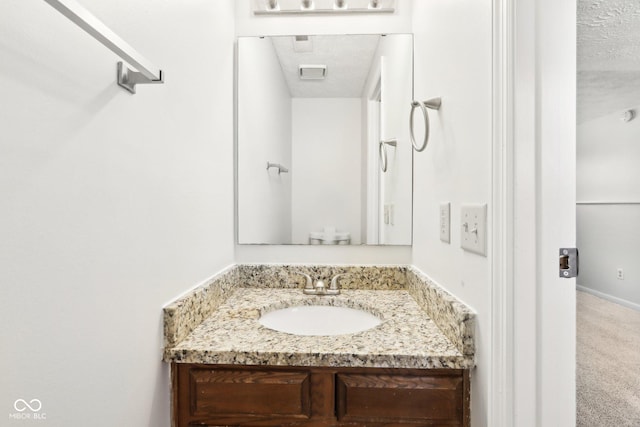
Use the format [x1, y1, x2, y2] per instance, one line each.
[296, 272, 313, 290]
[329, 274, 346, 291]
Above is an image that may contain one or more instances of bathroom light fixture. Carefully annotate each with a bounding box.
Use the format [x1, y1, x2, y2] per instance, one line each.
[266, 0, 279, 10]
[252, 0, 395, 15]
[334, 0, 347, 9]
[299, 65, 327, 80]
[621, 109, 635, 123]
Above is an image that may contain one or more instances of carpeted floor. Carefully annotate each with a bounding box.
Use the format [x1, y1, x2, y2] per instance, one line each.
[577, 291, 640, 426]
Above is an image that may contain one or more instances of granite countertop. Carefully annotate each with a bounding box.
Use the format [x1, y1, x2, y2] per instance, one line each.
[164, 287, 473, 370]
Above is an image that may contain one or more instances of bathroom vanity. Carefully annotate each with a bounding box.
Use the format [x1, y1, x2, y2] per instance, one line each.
[163, 265, 475, 426]
[173, 364, 468, 426]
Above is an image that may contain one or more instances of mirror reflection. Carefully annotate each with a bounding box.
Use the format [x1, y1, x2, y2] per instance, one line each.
[237, 34, 413, 245]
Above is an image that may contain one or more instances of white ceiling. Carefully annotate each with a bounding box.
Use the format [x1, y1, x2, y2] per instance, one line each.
[271, 34, 381, 98]
[578, 0, 640, 122]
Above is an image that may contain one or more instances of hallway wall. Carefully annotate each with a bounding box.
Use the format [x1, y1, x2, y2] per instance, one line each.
[577, 106, 640, 309]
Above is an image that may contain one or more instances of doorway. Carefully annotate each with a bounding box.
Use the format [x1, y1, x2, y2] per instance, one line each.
[576, 2, 640, 420]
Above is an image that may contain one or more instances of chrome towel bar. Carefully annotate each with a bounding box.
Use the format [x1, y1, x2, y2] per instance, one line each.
[43, 0, 164, 94]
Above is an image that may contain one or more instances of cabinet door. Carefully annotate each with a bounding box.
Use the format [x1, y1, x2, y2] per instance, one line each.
[177, 365, 311, 425]
[336, 371, 466, 425]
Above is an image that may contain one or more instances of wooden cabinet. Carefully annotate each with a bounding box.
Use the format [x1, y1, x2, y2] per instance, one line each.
[173, 364, 470, 427]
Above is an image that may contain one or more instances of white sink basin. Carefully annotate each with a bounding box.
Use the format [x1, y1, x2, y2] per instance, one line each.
[259, 305, 382, 336]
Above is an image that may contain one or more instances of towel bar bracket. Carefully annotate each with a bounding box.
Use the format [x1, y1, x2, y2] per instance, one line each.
[117, 62, 164, 94]
[43, 0, 164, 94]
[266, 162, 289, 174]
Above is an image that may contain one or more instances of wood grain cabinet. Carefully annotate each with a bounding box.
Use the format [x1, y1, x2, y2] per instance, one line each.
[173, 364, 470, 427]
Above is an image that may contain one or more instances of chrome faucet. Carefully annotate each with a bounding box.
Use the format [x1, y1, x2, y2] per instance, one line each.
[329, 273, 346, 293]
[297, 272, 345, 296]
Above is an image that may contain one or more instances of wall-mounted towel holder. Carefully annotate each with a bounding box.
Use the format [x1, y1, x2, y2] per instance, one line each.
[43, 0, 164, 94]
[379, 138, 397, 173]
[410, 97, 442, 152]
[266, 162, 289, 174]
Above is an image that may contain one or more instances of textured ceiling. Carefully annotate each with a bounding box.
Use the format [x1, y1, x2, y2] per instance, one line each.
[271, 34, 380, 98]
[266, 4, 637, 120]
[578, 0, 640, 122]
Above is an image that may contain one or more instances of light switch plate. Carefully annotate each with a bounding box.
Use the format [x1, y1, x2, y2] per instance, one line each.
[461, 204, 487, 256]
[440, 202, 450, 243]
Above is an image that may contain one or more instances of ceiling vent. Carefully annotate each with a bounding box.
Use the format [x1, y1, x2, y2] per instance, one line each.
[299, 65, 327, 80]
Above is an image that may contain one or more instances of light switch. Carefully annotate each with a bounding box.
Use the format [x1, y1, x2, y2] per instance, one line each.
[440, 202, 450, 243]
[461, 204, 487, 256]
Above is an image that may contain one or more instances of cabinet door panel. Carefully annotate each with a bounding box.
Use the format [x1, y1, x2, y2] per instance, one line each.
[336, 373, 464, 424]
[189, 368, 311, 418]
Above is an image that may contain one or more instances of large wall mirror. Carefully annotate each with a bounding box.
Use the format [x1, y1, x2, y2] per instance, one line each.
[237, 34, 413, 245]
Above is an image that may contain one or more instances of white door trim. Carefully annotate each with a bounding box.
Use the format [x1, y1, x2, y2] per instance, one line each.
[492, 0, 576, 425]
[490, 0, 516, 424]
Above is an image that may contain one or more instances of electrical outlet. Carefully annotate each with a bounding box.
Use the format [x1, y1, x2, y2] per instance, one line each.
[440, 202, 451, 243]
[617, 268, 624, 280]
[460, 204, 487, 256]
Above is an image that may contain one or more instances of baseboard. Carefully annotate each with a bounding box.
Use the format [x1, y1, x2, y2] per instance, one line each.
[576, 284, 640, 312]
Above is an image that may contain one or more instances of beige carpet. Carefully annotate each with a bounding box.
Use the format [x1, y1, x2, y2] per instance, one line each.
[577, 291, 640, 426]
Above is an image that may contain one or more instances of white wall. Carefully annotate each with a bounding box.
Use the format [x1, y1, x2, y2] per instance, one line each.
[378, 35, 413, 244]
[237, 37, 292, 244]
[577, 107, 640, 307]
[360, 34, 413, 246]
[410, 0, 493, 425]
[291, 98, 362, 244]
[577, 107, 640, 201]
[0, 1, 235, 426]
[234, 0, 413, 263]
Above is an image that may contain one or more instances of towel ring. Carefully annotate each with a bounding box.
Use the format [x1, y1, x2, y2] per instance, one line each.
[410, 97, 442, 152]
[379, 138, 397, 173]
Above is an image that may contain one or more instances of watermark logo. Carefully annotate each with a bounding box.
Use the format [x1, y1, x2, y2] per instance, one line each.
[9, 399, 46, 421]
[14, 399, 42, 412]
